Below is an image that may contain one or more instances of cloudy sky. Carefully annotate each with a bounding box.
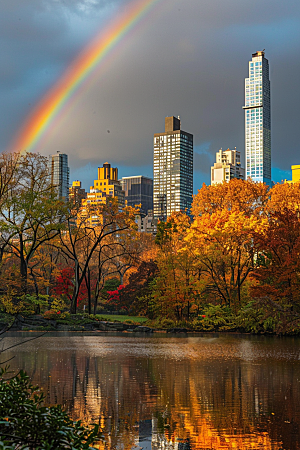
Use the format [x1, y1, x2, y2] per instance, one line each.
[1, 0, 300, 192]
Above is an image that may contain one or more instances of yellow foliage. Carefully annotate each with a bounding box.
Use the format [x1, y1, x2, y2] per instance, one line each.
[268, 182, 300, 213]
[192, 179, 269, 217]
[0, 289, 25, 314]
[50, 297, 68, 312]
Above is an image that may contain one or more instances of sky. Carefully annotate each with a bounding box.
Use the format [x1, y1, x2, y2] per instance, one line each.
[1, 0, 300, 193]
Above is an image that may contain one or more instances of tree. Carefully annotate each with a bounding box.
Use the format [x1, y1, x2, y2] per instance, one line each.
[57, 199, 137, 314]
[117, 260, 158, 315]
[153, 212, 198, 320]
[0, 152, 67, 294]
[251, 183, 300, 310]
[192, 178, 269, 217]
[0, 152, 24, 276]
[187, 209, 267, 310]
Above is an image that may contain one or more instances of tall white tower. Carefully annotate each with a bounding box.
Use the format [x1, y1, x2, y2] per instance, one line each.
[243, 51, 271, 185]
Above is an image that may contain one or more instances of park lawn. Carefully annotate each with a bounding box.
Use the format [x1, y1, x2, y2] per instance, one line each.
[96, 314, 147, 323]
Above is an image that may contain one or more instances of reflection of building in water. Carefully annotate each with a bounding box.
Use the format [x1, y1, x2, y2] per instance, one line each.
[133, 419, 152, 450]
[152, 417, 176, 450]
[7, 337, 296, 450]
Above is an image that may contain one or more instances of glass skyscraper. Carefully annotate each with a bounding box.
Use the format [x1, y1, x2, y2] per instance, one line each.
[244, 51, 271, 185]
[153, 116, 193, 221]
[120, 176, 153, 215]
[49, 151, 70, 200]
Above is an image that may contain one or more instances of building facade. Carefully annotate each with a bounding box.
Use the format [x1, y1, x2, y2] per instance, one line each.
[285, 165, 300, 184]
[120, 176, 153, 215]
[81, 162, 124, 225]
[244, 50, 271, 185]
[153, 116, 193, 221]
[211, 148, 244, 185]
[49, 151, 70, 200]
[69, 180, 86, 206]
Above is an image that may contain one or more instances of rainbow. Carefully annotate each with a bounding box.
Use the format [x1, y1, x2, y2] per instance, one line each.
[8, 0, 161, 154]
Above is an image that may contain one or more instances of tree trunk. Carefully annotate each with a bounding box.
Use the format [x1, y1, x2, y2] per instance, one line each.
[71, 261, 80, 314]
[20, 255, 28, 295]
[86, 268, 91, 315]
[29, 267, 40, 312]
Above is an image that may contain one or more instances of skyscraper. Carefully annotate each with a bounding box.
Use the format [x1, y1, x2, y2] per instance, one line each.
[120, 176, 153, 215]
[49, 151, 70, 200]
[211, 148, 244, 185]
[69, 180, 87, 206]
[244, 51, 271, 185]
[80, 162, 124, 226]
[153, 116, 193, 221]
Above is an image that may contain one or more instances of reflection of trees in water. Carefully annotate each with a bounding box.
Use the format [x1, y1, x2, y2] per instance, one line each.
[5, 337, 300, 450]
[149, 358, 300, 450]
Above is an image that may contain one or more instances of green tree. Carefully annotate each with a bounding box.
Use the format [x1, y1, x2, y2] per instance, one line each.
[0, 152, 67, 295]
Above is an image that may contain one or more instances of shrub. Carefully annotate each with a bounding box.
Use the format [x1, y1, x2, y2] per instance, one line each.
[59, 311, 71, 320]
[193, 304, 234, 331]
[0, 367, 100, 449]
[49, 297, 68, 313]
[43, 310, 61, 320]
[155, 317, 176, 329]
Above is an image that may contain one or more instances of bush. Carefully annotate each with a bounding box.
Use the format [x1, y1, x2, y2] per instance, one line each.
[193, 304, 234, 331]
[49, 297, 68, 313]
[154, 317, 176, 329]
[235, 302, 266, 333]
[0, 294, 49, 316]
[0, 367, 100, 449]
[43, 310, 62, 320]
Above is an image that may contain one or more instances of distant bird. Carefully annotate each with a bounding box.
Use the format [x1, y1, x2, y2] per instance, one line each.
[107, 130, 110, 133]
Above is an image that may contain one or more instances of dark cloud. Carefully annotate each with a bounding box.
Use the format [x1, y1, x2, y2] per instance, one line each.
[1, 0, 300, 191]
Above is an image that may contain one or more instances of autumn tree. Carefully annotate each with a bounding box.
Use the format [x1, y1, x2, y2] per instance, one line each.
[192, 178, 269, 217]
[251, 183, 300, 310]
[152, 212, 199, 320]
[0, 152, 24, 273]
[187, 208, 267, 310]
[0, 152, 68, 294]
[57, 199, 137, 314]
[117, 260, 158, 316]
[184, 180, 272, 310]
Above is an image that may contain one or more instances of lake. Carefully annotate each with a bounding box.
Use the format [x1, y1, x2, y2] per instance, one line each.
[2, 332, 300, 450]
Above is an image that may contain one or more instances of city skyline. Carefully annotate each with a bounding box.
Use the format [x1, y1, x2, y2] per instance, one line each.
[1, 0, 300, 193]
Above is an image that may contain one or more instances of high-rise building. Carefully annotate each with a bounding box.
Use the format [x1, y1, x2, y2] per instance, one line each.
[211, 148, 244, 185]
[285, 165, 300, 184]
[120, 176, 153, 215]
[69, 180, 86, 206]
[153, 116, 193, 221]
[243, 50, 271, 185]
[49, 151, 70, 200]
[81, 163, 124, 225]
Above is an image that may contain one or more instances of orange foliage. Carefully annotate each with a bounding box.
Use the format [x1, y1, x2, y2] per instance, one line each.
[187, 208, 268, 309]
[192, 179, 269, 217]
[154, 212, 198, 320]
[251, 183, 300, 308]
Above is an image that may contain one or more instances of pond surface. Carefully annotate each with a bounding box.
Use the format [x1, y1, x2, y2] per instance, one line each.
[2, 332, 300, 450]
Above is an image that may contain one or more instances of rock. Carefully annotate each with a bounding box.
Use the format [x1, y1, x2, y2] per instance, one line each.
[83, 323, 97, 331]
[133, 326, 153, 333]
[15, 314, 57, 330]
[167, 328, 188, 333]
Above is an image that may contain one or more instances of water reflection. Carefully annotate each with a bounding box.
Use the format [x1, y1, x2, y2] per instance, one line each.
[2, 332, 300, 450]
